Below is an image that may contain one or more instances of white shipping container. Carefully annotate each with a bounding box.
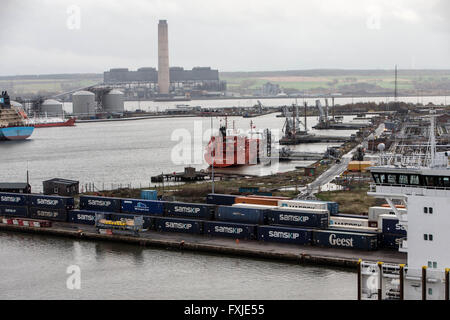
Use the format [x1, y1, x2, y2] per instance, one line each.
[329, 216, 369, 228]
[368, 206, 407, 222]
[232, 203, 278, 210]
[278, 200, 329, 211]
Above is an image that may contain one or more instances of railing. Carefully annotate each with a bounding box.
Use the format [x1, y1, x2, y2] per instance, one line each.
[369, 183, 450, 192]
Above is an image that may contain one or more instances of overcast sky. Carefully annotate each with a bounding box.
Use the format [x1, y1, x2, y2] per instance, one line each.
[1, 0, 449, 75]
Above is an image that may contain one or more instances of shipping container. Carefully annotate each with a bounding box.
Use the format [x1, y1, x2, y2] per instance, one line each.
[216, 206, 265, 224]
[29, 194, 74, 210]
[232, 203, 278, 210]
[331, 213, 368, 219]
[304, 200, 339, 215]
[79, 195, 121, 212]
[164, 202, 215, 220]
[0, 205, 28, 218]
[29, 207, 67, 222]
[141, 190, 158, 200]
[257, 225, 312, 245]
[329, 216, 369, 228]
[247, 195, 291, 200]
[278, 199, 330, 212]
[68, 210, 97, 225]
[206, 194, 238, 206]
[154, 217, 203, 234]
[203, 221, 256, 239]
[235, 197, 279, 206]
[368, 206, 406, 222]
[381, 233, 405, 249]
[312, 230, 378, 250]
[0, 192, 28, 206]
[266, 209, 328, 229]
[121, 199, 164, 215]
[380, 214, 407, 236]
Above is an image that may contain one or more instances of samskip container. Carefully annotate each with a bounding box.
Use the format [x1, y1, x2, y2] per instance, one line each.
[154, 217, 203, 234]
[120, 199, 164, 215]
[0, 205, 28, 218]
[0, 193, 28, 206]
[29, 194, 74, 210]
[79, 196, 121, 212]
[312, 230, 378, 250]
[266, 209, 328, 228]
[206, 194, 238, 206]
[380, 215, 406, 236]
[164, 202, 215, 220]
[68, 210, 97, 225]
[203, 221, 256, 239]
[257, 225, 312, 245]
[29, 207, 68, 222]
[216, 206, 265, 224]
[381, 233, 405, 249]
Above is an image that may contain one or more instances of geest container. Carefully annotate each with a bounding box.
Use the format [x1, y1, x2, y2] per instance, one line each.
[216, 206, 265, 224]
[29, 207, 68, 222]
[68, 210, 97, 225]
[257, 225, 313, 245]
[0, 193, 28, 206]
[266, 209, 328, 229]
[0, 205, 28, 218]
[121, 199, 164, 215]
[154, 217, 203, 234]
[164, 202, 215, 220]
[203, 221, 256, 239]
[312, 230, 378, 251]
[79, 195, 121, 212]
[380, 215, 407, 236]
[206, 194, 238, 206]
[29, 194, 74, 210]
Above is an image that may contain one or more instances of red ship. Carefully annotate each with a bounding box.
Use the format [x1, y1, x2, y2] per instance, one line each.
[32, 117, 76, 128]
[204, 119, 262, 168]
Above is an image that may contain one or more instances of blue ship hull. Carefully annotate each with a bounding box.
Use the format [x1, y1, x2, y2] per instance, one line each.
[0, 126, 34, 141]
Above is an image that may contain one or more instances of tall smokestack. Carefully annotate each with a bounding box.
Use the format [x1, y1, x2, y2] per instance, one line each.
[158, 20, 170, 95]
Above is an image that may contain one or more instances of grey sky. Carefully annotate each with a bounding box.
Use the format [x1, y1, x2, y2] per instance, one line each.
[1, 0, 449, 75]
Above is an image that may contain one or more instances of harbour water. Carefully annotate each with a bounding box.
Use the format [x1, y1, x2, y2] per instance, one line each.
[0, 231, 356, 300]
[0, 113, 358, 192]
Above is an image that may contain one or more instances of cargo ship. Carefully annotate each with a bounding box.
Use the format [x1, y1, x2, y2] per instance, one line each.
[27, 117, 76, 128]
[204, 119, 263, 168]
[0, 91, 34, 141]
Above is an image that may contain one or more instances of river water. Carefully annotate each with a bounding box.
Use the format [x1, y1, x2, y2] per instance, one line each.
[0, 231, 356, 300]
[0, 113, 360, 192]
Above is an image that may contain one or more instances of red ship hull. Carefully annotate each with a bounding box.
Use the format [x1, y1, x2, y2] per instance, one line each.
[33, 118, 76, 128]
[204, 135, 260, 168]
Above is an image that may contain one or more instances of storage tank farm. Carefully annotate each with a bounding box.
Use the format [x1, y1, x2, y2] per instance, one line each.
[72, 90, 96, 117]
[102, 89, 124, 114]
[41, 99, 63, 117]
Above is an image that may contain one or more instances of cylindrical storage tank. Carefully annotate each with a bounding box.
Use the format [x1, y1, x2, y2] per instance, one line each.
[72, 91, 96, 117]
[41, 99, 63, 117]
[102, 89, 124, 113]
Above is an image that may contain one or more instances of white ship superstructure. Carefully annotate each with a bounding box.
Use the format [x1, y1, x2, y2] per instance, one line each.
[360, 112, 450, 300]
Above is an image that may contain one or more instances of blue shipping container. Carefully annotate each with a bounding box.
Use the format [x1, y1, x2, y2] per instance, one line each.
[267, 209, 328, 228]
[29, 207, 68, 222]
[257, 225, 312, 245]
[206, 194, 238, 206]
[381, 218, 407, 236]
[0, 205, 28, 218]
[79, 196, 121, 212]
[68, 210, 97, 225]
[154, 217, 203, 234]
[29, 194, 74, 210]
[216, 206, 265, 224]
[0, 193, 28, 206]
[381, 233, 404, 249]
[121, 199, 164, 215]
[204, 221, 256, 239]
[312, 230, 378, 251]
[165, 202, 215, 220]
[141, 190, 157, 200]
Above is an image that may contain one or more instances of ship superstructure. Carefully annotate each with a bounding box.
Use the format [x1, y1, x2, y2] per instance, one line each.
[0, 91, 34, 141]
[359, 112, 450, 300]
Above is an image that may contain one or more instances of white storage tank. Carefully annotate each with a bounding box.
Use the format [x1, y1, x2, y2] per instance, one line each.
[72, 91, 96, 116]
[102, 89, 124, 113]
[41, 99, 63, 116]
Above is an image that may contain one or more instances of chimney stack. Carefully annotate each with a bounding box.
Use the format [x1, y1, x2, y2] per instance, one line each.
[158, 20, 170, 95]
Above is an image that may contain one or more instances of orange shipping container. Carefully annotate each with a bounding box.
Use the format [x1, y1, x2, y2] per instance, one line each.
[235, 197, 279, 206]
[246, 195, 292, 201]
